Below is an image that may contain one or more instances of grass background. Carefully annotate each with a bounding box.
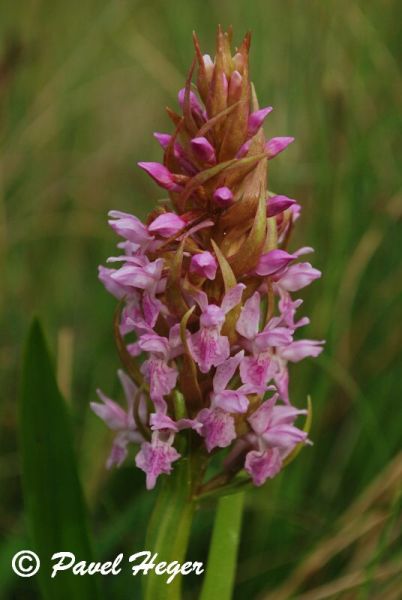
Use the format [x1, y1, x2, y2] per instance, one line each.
[1, 0, 401, 598]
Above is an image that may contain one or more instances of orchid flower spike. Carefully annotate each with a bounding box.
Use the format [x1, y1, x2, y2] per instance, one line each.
[94, 28, 324, 492]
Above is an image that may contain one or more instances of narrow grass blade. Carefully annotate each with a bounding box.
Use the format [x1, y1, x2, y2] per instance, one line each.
[200, 492, 245, 600]
[19, 318, 101, 600]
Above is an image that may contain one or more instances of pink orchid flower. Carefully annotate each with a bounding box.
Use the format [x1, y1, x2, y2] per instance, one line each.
[272, 339, 325, 404]
[236, 291, 293, 391]
[189, 284, 246, 373]
[90, 370, 147, 468]
[108, 255, 165, 327]
[196, 407, 237, 453]
[135, 432, 181, 490]
[138, 331, 182, 412]
[244, 394, 309, 485]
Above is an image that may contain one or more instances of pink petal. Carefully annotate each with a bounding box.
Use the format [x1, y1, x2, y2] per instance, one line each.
[98, 265, 130, 299]
[245, 448, 282, 486]
[138, 334, 170, 356]
[110, 265, 155, 290]
[247, 395, 279, 435]
[191, 136, 216, 163]
[273, 363, 290, 404]
[142, 291, 162, 327]
[270, 405, 308, 426]
[280, 340, 325, 362]
[154, 132, 197, 175]
[263, 425, 308, 449]
[135, 438, 181, 490]
[277, 262, 321, 291]
[197, 408, 236, 452]
[91, 391, 128, 431]
[190, 252, 218, 280]
[117, 369, 136, 414]
[148, 213, 186, 237]
[278, 293, 309, 330]
[140, 356, 178, 405]
[236, 139, 252, 158]
[150, 413, 178, 432]
[240, 354, 277, 391]
[213, 389, 249, 413]
[106, 435, 130, 469]
[178, 88, 204, 119]
[221, 283, 246, 314]
[254, 327, 293, 351]
[138, 162, 182, 192]
[293, 246, 315, 258]
[265, 136, 295, 159]
[266, 195, 297, 217]
[213, 351, 244, 393]
[200, 305, 226, 328]
[189, 328, 230, 373]
[255, 249, 296, 277]
[213, 186, 234, 208]
[108, 210, 152, 246]
[236, 292, 261, 340]
[248, 106, 273, 137]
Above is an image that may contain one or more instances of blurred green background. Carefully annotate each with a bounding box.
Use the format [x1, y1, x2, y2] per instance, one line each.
[1, 0, 401, 598]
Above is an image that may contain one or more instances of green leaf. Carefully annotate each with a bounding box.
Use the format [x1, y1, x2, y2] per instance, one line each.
[178, 306, 203, 411]
[200, 492, 245, 600]
[211, 239, 242, 344]
[211, 239, 237, 290]
[165, 239, 189, 318]
[229, 192, 267, 276]
[19, 318, 102, 600]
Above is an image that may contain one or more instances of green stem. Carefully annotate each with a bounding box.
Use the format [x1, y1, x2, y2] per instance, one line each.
[143, 454, 201, 600]
[200, 492, 245, 600]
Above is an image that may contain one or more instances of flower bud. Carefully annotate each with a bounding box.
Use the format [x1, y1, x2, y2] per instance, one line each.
[189, 252, 218, 280]
[255, 249, 296, 276]
[266, 194, 297, 217]
[148, 213, 186, 237]
[228, 70, 243, 104]
[190, 136, 217, 163]
[138, 162, 182, 192]
[213, 186, 234, 207]
[265, 136, 295, 159]
[247, 106, 273, 137]
[236, 139, 252, 158]
[178, 88, 204, 119]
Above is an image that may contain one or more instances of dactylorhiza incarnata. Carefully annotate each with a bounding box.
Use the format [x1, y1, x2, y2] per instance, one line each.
[91, 28, 324, 493]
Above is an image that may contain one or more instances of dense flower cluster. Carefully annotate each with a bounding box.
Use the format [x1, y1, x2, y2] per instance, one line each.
[92, 28, 324, 491]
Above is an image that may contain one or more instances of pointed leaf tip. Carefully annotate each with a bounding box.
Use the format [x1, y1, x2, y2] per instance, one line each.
[20, 318, 101, 600]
